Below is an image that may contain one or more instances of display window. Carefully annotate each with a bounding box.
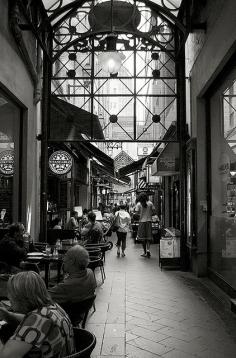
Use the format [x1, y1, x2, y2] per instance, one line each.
[209, 72, 236, 289]
[0, 89, 21, 227]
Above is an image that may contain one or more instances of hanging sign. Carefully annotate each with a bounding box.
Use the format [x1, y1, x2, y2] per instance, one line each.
[49, 150, 72, 175]
[0, 150, 14, 175]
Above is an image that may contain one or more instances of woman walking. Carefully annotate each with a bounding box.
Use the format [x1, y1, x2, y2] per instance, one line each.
[135, 192, 156, 258]
[115, 204, 131, 257]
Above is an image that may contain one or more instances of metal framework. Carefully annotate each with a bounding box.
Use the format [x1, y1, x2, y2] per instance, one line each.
[48, 0, 186, 143]
[14, 0, 187, 258]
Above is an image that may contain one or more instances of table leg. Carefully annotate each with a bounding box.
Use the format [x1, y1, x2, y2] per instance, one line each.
[44, 261, 50, 288]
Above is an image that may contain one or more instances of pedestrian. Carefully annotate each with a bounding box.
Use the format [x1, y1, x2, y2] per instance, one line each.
[135, 192, 157, 258]
[114, 204, 131, 257]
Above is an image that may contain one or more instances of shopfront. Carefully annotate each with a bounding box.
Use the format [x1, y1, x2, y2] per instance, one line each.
[208, 67, 236, 294]
[0, 88, 22, 227]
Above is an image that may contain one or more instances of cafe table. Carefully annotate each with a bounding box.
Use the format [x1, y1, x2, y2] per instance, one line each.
[25, 253, 63, 288]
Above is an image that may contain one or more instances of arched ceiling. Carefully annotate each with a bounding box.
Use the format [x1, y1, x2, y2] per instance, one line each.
[42, 0, 184, 29]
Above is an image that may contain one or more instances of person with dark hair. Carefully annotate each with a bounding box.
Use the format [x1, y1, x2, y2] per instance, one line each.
[52, 217, 62, 229]
[80, 208, 89, 228]
[0, 223, 28, 271]
[135, 192, 156, 258]
[114, 204, 131, 257]
[66, 210, 79, 230]
[81, 211, 103, 244]
[0, 271, 75, 357]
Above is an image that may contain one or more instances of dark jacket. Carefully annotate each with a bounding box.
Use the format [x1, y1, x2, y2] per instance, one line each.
[0, 235, 27, 268]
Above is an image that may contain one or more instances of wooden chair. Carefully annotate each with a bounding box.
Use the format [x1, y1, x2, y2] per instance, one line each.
[65, 327, 96, 358]
[61, 295, 96, 328]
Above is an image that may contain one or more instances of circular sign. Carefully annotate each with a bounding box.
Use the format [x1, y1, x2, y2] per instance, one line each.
[0, 150, 14, 175]
[49, 150, 73, 175]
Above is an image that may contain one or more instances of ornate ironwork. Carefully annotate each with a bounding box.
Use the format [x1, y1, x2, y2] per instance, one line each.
[45, 0, 185, 143]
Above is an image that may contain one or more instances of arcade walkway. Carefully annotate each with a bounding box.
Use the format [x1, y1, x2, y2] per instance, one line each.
[86, 234, 236, 357]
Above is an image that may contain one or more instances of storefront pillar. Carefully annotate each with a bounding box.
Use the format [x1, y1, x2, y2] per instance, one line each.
[176, 34, 188, 269]
[40, 34, 52, 242]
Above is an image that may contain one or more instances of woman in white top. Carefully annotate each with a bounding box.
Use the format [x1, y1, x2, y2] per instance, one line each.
[114, 204, 131, 257]
[135, 192, 156, 258]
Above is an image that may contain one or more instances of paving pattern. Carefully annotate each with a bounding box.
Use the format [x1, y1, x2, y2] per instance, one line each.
[86, 234, 236, 357]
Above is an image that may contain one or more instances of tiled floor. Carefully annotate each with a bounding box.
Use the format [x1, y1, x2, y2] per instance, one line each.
[86, 234, 236, 357]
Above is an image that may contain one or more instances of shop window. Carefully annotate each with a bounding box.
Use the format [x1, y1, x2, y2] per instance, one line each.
[0, 89, 21, 226]
[209, 75, 236, 291]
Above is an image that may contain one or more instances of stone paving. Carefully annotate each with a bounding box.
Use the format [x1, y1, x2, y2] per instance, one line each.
[86, 234, 236, 357]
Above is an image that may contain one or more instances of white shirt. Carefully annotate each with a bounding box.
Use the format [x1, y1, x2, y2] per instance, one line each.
[115, 210, 131, 232]
[135, 201, 155, 222]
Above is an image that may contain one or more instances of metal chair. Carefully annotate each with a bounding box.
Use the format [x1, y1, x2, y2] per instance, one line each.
[85, 242, 111, 262]
[61, 294, 96, 328]
[65, 327, 96, 358]
[88, 254, 105, 283]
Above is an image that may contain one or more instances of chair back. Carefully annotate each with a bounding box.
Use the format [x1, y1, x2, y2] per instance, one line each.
[0, 272, 11, 299]
[86, 248, 101, 257]
[64, 327, 96, 358]
[61, 295, 96, 328]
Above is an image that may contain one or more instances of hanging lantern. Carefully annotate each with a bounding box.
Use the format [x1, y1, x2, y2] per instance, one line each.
[98, 51, 126, 75]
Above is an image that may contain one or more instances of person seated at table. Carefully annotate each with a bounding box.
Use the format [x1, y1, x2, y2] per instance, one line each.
[66, 210, 79, 230]
[0, 223, 28, 272]
[49, 245, 96, 305]
[0, 271, 75, 357]
[79, 208, 89, 230]
[52, 217, 62, 229]
[81, 211, 103, 244]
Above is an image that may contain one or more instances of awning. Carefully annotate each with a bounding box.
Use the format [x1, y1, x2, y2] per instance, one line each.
[92, 160, 130, 185]
[50, 96, 104, 141]
[118, 157, 147, 177]
[151, 142, 179, 176]
[79, 142, 114, 172]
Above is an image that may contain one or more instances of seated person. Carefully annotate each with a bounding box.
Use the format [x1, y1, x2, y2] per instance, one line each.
[81, 211, 103, 244]
[102, 209, 114, 237]
[66, 210, 79, 230]
[0, 271, 75, 357]
[0, 223, 28, 271]
[49, 245, 96, 306]
[52, 217, 62, 229]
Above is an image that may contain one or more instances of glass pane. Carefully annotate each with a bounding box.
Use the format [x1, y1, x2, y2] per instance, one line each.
[210, 77, 236, 290]
[0, 90, 20, 226]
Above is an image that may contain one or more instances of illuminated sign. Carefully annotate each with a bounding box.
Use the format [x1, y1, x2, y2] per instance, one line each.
[0, 150, 14, 175]
[49, 150, 72, 175]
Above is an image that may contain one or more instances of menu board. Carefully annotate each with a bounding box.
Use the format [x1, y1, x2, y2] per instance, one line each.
[160, 237, 180, 258]
[92, 210, 103, 221]
[74, 206, 83, 217]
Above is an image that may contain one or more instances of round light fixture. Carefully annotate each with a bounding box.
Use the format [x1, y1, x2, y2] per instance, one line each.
[98, 52, 126, 75]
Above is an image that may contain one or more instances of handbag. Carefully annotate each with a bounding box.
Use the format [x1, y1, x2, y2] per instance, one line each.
[112, 213, 120, 232]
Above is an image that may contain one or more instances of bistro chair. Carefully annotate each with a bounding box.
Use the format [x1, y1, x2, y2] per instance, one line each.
[21, 261, 40, 274]
[61, 294, 96, 328]
[0, 272, 11, 299]
[85, 247, 102, 257]
[88, 253, 105, 284]
[65, 327, 96, 358]
[85, 242, 111, 262]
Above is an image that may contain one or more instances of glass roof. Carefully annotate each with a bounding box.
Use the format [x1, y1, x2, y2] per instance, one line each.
[42, 0, 183, 23]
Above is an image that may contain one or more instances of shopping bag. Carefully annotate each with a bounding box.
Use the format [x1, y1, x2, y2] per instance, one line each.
[112, 213, 120, 232]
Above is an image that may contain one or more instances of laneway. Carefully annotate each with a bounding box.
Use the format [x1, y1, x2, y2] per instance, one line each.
[87, 235, 236, 357]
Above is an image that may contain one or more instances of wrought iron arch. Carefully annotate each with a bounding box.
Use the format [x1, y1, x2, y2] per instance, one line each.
[49, 0, 185, 144]
[49, 0, 186, 34]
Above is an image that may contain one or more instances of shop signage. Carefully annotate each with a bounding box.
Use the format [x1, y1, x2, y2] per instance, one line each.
[0, 150, 14, 175]
[49, 150, 72, 175]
